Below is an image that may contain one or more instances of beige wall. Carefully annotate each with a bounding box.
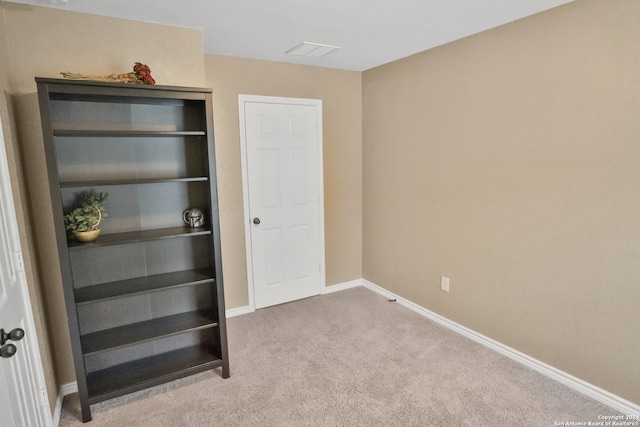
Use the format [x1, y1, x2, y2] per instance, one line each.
[205, 54, 362, 309]
[3, 4, 206, 94]
[362, 0, 640, 405]
[2, 3, 207, 388]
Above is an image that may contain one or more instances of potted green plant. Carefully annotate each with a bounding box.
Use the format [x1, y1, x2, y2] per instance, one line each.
[64, 192, 109, 242]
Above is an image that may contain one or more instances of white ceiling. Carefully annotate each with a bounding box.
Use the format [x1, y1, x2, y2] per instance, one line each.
[7, 0, 575, 71]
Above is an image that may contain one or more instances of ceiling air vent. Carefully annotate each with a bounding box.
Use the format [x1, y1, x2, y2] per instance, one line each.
[285, 42, 340, 58]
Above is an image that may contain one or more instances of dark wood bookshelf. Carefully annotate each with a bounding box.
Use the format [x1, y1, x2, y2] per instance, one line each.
[53, 129, 206, 138]
[74, 269, 215, 304]
[86, 344, 222, 404]
[67, 226, 211, 249]
[37, 77, 229, 422]
[60, 176, 208, 188]
[81, 310, 218, 355]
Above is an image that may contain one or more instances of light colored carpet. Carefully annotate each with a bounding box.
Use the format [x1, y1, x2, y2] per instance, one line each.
[59, 287, 617, 426]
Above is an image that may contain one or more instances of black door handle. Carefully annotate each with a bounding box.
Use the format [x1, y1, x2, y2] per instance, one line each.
[0, 344, 17, 358]
[1, 328, 25, 345]
[0, 328, 25, 359]
[253, 218, 261, 225]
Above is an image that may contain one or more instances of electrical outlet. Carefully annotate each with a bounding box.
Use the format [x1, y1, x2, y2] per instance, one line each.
[441, 276, 450, 292]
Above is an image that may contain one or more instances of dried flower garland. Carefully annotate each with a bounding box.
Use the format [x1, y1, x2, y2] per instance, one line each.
[61, 62, 156, 85]
[133, 62, 155, 85]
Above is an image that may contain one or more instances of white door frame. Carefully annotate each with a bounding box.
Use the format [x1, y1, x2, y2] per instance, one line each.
[0, 117, 52, 426]
[238, 94, 326, 311]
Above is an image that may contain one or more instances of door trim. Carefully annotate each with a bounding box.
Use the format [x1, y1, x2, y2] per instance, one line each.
[238, 94, 326, 311]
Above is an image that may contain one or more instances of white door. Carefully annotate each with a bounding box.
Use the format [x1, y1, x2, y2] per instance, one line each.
[239, 96, 325, 309]
[0, 118, 51, 427]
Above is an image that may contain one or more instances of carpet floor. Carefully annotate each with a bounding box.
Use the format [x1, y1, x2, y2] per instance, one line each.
[59, 287, 617, 426]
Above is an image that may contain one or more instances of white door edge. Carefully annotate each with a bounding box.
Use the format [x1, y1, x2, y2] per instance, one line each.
[0, 117, 52, 426]
[238, 94, 326, 311]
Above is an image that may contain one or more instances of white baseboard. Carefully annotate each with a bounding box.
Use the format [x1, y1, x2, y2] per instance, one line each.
[53, 382, 78, 427]
[227, 279, 363, 318]
[362, 279, 640, 416]
[322, 279, 363, 294]
[226, 305, 254, 318]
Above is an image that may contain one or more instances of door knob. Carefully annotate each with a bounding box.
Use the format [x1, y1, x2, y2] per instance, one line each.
[1, 328, 25, 346]
[0, 344, 17, 359]
[253, 218, 261, 225]
[0, 328, 25, 359]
